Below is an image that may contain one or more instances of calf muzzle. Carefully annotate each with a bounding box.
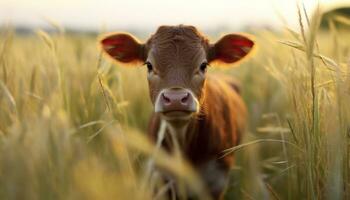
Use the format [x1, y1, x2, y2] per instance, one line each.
[155, 88, 198, 114]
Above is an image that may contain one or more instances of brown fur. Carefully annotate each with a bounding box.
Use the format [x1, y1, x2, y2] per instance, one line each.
[148, 75, 246, 199]
[144, 25, 209, 103]
[99, 25, 255, 199]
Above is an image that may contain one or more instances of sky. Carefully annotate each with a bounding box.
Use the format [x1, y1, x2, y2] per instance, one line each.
[0, 0, 348, 32]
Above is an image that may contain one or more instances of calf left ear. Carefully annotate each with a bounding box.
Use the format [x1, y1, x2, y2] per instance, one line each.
[99, 33, 145, 64]
[208, 33, 255, 65]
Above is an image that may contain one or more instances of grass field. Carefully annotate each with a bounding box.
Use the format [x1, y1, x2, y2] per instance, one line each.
[0, 8, 350, 200]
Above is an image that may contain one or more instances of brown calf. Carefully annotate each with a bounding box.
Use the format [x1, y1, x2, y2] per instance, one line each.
[99, 25, 255, 199]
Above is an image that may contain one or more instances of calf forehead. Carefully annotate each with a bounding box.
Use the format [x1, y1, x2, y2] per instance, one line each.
[148, 25, 207, 46]
[149, 43, 206, 69]
[146, 25, 208, 69]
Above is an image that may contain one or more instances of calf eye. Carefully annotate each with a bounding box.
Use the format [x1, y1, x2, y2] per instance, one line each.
[145, 61, 153, 72]
[200, 62, 208, 73]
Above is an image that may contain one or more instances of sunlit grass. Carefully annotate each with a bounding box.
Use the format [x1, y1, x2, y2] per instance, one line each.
[0, 7, 350, 199]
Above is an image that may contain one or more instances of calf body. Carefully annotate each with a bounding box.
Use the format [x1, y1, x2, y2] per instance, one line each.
[149, 76, 247, 198]
[99, 25, 255, 199]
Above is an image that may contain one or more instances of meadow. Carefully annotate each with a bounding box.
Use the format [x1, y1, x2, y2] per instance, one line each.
[0, 8, 350, 200]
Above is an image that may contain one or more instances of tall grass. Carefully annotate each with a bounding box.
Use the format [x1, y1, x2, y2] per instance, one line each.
[253, 5, 350, 199]
[0, 7, 349, 199]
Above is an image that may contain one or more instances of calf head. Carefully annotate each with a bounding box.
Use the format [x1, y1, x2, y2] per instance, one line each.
[99, 25, 255, 124]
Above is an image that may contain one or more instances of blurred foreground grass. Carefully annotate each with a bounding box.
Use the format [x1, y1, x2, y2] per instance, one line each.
[0, 10, 350, 200]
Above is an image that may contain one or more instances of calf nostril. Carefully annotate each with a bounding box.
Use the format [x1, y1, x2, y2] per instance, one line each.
[181, 93, 190, 104]
[162, 93, 171, 104]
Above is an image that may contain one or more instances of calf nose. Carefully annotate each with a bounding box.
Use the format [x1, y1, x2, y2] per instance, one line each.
[156, 88, 197, 113]
[162, 91, 189, 105]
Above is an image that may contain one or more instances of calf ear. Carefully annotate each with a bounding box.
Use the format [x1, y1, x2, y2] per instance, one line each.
[208, 33, 255, 65]
[99, 33, 145, 64]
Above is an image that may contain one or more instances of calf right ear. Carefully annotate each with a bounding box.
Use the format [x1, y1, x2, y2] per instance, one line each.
[208, 33, 255, 65]
[99, 33, 145, 64]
